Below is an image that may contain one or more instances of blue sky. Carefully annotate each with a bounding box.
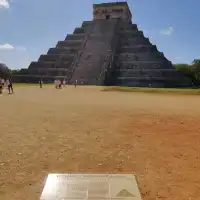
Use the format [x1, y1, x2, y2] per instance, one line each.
[0, 0, 200, 69]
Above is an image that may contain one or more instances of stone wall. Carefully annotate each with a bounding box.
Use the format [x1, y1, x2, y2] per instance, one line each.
[93, 2, 132, 21]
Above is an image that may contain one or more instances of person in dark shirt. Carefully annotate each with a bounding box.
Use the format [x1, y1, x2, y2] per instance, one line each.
[39, 79, 43, 88]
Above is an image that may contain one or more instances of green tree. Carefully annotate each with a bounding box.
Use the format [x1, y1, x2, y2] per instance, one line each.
[191, 59, 200, 83]
[192, 59, 200, 66]
[11, 69, 20, 74]
[174, 60, 200, 85]
[174, 63, 193, 78]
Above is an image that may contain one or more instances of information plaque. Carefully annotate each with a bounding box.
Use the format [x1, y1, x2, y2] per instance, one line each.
[40, 173, 142, 200]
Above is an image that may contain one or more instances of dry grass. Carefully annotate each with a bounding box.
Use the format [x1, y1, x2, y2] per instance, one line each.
[103, 86, 200, 95]
[0, 85, 200, 200]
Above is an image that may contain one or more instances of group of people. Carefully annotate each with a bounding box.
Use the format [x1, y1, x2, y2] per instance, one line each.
[54, 79, 77, 89]
[0, 78, 14, 94]
[54, 79, 65, 89]
[1, 77, 79, 94]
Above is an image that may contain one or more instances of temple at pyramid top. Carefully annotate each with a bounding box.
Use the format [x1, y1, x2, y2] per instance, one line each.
[13, 1, 192, 87]
[93, 2, 132, 21]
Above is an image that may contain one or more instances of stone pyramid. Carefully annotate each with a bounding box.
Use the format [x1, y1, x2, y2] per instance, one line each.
[25, 1, 191, 87]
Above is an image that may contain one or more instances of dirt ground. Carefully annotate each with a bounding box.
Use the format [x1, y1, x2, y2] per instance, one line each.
[0, 86, 200, 200]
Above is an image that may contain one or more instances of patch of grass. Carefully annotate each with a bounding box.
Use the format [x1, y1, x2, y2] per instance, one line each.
[103, 86, 200, 95]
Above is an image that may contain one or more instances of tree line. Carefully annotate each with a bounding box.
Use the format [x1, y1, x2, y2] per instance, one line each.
[174, 59, 200, 85]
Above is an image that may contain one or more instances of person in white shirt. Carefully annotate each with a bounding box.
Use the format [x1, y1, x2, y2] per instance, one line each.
[63, 79, 66, 87]
[1, 78, 5, 89]
[74, 80, 77, 88]
[6, 79, 13, 94]
[54, 80, 58, 89]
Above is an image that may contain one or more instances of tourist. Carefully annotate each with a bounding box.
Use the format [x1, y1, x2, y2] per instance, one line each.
[63, 79, 66, 87]
[1, 78, 5, 89]
[39, 79, 43, 88]
[54, 80, 57, 88]
[0, 78, 2, 94]
[74, 80, 77, 88]
[58, 80, 62, 89]
[6, 78, 13, 94]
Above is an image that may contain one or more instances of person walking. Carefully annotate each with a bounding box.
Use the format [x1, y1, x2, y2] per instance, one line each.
[0, 78, 2, 95]
[63, 79, 66, 87]
[58, 80, 62, 89]
[74, 80, 77, 88]
[7, 78, 13, 94]
[1, 78, 5, 89]
[54, 80, 57, 89]
[39, 79, 43, 88]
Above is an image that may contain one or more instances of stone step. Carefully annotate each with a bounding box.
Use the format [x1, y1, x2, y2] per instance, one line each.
[38, 54, 74, 62]
[49, 48, 79, 54]
[35, 67, 69, 72]
[116, 52, 167, 62]
[120, 30, 144, 38]
[65, 34, 85, 41]
[119, 45, 152, 50]
[56, 41, 82, 48]
[116, 69, 177, 72]
[120, 39, 151, 46]
[29, 62, 56, 69]
[81, 21, 93, 27]
[119, 24, 138, 31]
[119, 51, 164, 55]
[117, 76, 182, 81]
[119, 45, 157, 53]
[116, 62, 173, 70]
[38, 55, 61, 62]
[29, 61, 72, 69]
[117, 70, 164, 77]
[47, 48, 75, 55]
[119, 60, 169, 64]
[73, 27, 85, 34]
[119, 31, 141, 36]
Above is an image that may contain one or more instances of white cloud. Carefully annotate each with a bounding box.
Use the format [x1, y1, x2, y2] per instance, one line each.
[0, 44, 14, 50]
[0, 43, 26, 51]
[0, 0, 9, 8]
[160, 26, 174, 35]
